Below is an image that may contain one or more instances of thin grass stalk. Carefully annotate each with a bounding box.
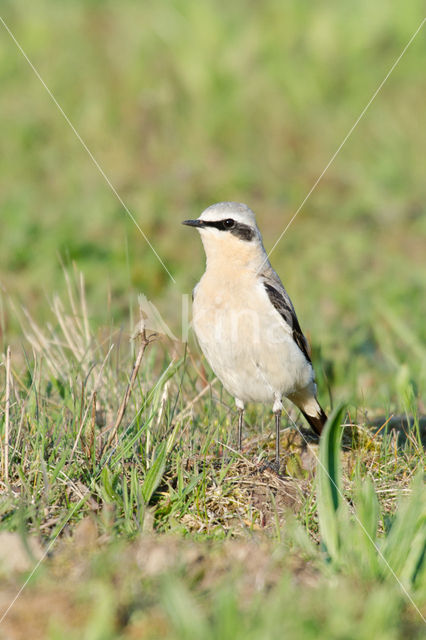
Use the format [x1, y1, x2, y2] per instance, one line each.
[79, 271, 91, 345]
[69, 344, 114, 462]
[52, 296, 84, 361]
[63, 265, 83, 335]
[20, 306, 62, 379]
[104, 318, 151, 452]
[3, 346, 11, 482]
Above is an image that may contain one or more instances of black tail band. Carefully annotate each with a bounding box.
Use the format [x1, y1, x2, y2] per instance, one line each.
[301, 405, 327, 436]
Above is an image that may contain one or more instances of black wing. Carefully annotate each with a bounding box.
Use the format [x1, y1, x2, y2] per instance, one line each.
[263, 282, 312, 363]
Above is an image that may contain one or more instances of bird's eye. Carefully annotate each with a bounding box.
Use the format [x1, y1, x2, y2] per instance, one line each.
[223, 219, 235, 229]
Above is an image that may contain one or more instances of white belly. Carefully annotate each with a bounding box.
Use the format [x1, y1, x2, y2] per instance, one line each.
[192, 276, 314, 404]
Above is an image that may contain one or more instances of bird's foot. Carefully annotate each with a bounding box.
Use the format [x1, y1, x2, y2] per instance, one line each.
[259, 459, 281, 476]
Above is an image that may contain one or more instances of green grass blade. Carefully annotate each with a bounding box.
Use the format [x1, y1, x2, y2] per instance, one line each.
[381, 473, 426, 588]
[141, 441, 168, 505]
[317, 403, 346, 561]
[353, 475, 381, 576]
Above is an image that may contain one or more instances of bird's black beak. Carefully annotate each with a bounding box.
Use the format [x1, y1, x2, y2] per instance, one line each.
[182, 219, 204, 228]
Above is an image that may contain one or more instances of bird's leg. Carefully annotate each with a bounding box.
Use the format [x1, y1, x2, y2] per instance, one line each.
[235, 399, 245, 451]
[237, 408, 244, 451]
[259, 409, 281, 475]
[272, 394, 283, 472]
[260, 397, 283, 475]
[274, 409, 281, 468]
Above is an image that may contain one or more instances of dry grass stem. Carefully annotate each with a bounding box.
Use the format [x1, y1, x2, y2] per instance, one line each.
[104, 315, 153, 451]
[69, 344, 115, 462]
[3, 346, 11, 482]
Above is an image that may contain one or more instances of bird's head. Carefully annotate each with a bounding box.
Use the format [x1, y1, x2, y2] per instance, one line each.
[182, 202, 265, 268]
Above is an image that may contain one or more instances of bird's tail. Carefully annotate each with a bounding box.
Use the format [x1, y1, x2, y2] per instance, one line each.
[289, 386, 328, 436]
[300, 401, 327, 436]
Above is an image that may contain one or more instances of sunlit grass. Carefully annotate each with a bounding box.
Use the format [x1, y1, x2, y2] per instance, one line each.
[0, 0, 425, 637]
[1, 273, 425, 637]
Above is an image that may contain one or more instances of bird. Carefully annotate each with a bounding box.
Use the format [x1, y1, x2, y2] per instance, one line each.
[182, 202, 327, 468]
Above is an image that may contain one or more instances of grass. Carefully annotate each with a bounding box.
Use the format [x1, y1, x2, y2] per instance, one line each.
[0, 273, 425, 637]
[0, 0, 426, 637]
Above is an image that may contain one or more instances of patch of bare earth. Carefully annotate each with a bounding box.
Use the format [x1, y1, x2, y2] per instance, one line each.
[0, 520, 318, 639]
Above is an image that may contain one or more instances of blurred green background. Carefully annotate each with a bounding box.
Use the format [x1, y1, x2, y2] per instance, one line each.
[1, 0, 425, 411]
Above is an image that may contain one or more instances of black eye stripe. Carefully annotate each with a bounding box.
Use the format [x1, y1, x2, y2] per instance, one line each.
[231, 225, 255, 242]
[202, 219, 234, 231]
[201, 219, 255, 242]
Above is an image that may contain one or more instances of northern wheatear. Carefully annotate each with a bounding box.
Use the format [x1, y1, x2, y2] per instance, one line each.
[183, 202, 327, 467]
